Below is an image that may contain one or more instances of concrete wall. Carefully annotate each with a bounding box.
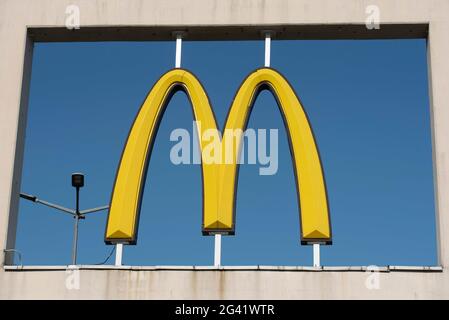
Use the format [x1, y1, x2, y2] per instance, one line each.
[0, 266, 445, 299]
[1, 0, 449, 299]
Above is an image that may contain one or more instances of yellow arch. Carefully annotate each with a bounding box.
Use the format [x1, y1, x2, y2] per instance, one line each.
[105, 68, 331, 245]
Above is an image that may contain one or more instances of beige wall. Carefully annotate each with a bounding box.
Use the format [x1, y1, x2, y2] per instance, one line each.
[1, 0, 449, 299]
[0, 266, 445, 299]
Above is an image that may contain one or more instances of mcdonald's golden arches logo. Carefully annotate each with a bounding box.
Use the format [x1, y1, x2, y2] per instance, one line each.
[105, 68, 332, 245]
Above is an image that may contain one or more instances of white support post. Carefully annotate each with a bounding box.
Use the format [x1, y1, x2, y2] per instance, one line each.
[115, 243, 123, 266]
[313, 243, 321, 268]
[214, 234, 222, 267]
[175, 33, 182, 68]
[264, 32, 271, 67]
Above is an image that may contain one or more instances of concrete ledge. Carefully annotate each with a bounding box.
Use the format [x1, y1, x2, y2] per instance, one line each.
[1, 264, 445, 299]
[3, 265, 443, 273]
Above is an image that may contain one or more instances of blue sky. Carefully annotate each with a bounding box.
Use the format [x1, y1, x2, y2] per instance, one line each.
[16, 39, 437, 266]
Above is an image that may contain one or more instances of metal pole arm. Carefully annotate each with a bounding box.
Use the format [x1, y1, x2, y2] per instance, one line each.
[80, 205, 109, 215]
[35, 199, 76, 215]
[20, 193, 76, 215]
